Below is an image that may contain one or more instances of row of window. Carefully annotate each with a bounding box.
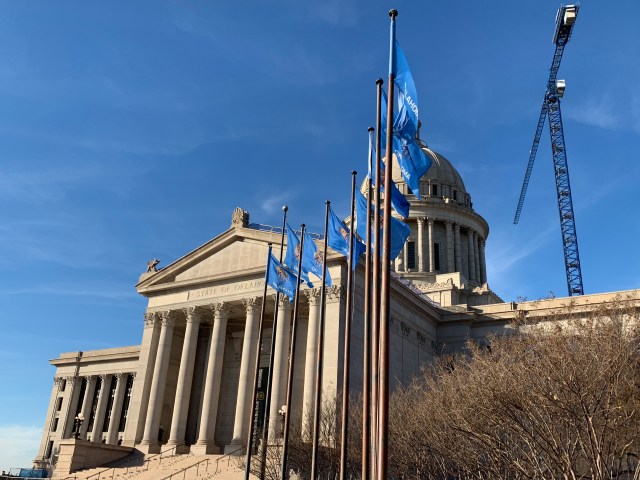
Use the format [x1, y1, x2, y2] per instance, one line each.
[49, 375, 134, 438]
[405, 241, 441, 271]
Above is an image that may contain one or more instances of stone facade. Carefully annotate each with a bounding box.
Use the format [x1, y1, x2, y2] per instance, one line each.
[33, 146, 639, 475]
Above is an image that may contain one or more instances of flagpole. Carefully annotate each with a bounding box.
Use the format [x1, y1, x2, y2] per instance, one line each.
[371, 77, 383, 480]
[339, 171, 358, 480]
[310, 201, 331, 480]
[279, 224, 305, 480]
[361, 127, 374, 480]
[378, 10, 397, 480]
[259, 205, 288, 480]
[244, 243, 273, 480]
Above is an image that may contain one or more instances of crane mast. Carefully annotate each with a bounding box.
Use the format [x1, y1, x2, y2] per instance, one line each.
[514, 4, 584, 296]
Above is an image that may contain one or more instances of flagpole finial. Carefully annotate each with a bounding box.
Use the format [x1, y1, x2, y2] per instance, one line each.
[282, 205, 288, 212]
[376, 78, 383, 86]
[352, 170, 357, 176]
[389, 9, 398, 18]
[325, 200, 330, 206]
[301, 223, 305, 229]
[368, 126, 374, 132]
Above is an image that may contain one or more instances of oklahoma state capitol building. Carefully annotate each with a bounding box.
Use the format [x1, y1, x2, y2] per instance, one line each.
[34, 142, 636, 474]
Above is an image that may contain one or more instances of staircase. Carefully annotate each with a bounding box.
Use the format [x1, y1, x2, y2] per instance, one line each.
[61, 451, 253, 480]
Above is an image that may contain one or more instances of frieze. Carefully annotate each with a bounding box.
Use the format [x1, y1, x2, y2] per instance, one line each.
[416, 278, 455, 290]
[188, 279, 265, 301]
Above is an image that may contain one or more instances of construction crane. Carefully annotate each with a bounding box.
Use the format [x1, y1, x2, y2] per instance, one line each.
[514, 4, 584, 296]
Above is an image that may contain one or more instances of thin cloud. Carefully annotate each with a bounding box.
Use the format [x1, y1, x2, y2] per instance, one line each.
[566, 96, 619, 130]
[0, 425, 41, 470]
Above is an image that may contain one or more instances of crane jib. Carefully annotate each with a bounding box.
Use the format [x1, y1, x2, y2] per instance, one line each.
[513, 4, 584, 296]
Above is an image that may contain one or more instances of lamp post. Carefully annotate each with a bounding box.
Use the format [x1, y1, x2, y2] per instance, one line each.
[278, 405, 287, 436]
[73, 413, 84, 439]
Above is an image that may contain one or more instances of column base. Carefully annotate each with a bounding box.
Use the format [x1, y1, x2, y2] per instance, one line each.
[136, 442, 161, 454]
[165, 440, 191, 455]
[224, 443, 245, 455]
[190, 442, 221, 455]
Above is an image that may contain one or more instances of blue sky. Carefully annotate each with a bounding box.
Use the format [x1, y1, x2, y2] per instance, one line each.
[1, 0, 639, 469]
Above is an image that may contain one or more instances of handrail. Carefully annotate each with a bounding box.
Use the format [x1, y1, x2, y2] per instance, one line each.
[213, 446, 243, 476]
[65, 444, 178, 480]
[159, 458, 209, 480]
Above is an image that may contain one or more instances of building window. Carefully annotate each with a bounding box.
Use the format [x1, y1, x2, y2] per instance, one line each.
[87, 377, 102, 433]
[60, 379, 66, 392]
[118, 375, 134, 433]
[431, 184, 438, 196]
[102, 377, 116, 433]
[45, 441, 54, 459]
[407, 242, 416, 270]
[434, 243, 440, 271]
[52, 417, 59, 432]
[56, 397, 63, 412]
[453, 190, 458, 201]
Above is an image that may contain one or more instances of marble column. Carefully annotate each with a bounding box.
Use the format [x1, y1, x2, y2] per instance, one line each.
[428, 218, 435, 273]
[90, 375, 111, 443]
[454, 223, 462, 273]
[106, 373, 128, 444]
[301, 288, 321, 438]
[230, 297, 261, 449]
[479, 238, 487, 284]
[417, 217, 425, 272]
[168, 307, 201, 450]
[79, 376, 96, 440]
[269, 296, 292, 440]
[396, 244, 405, 271]
[473, 233, 481, 284]
[123, 312, 161, 446]
[445, 221, 454, 273]
[193, 302, 230, 454]
[140, 311, 176, 448]
[467, 230, 476, 282]
[62, 377, 82, 438]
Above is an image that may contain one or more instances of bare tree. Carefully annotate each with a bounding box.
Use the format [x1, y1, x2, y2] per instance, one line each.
[389, 296, 640, 479]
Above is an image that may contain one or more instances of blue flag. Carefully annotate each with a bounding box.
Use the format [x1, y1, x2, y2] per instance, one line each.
[369, 131, 410, 218]
[381, 90, 431, 200]
[392, 135, 431, 200]
[266, 252, 296, 302]
[354, 189, 370, 242]
[327, 207, 365, 270]
[302, 229, 332, 286]
[392, 39, 419, 143]
[284, 224, 313, 288]
[354, 188, 410, 260]
[386, 214, 411, 260]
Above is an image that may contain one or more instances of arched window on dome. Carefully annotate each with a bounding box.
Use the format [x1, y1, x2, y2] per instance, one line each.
[453, 190, 458, 201]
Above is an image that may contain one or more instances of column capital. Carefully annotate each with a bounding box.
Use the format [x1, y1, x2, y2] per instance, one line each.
[183, 306, 202, 323]
[99, 373, 110, 382]
[303, 287, 322, 306]
[84, 375, 96, 386]
[326, 285, 345, 304]
[277, 294, 292, 308]
[445, 220, 453, 227]
[158, 310, 177, 328]
[210, 302, 230, 319]
[454, 223, 461, 232]
[427, 218, 435, 226]
[242, 297, 262, 314]
[144, 311, 157, 327]
[416, 216, 425, 225]
[53, 376, 64, 387]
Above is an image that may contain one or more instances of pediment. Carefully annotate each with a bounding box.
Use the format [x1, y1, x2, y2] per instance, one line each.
[136, 226, 279, 294]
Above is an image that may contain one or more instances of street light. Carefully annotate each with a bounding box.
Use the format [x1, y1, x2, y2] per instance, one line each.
[73, 413, 85, 439]
[278, 405, 287, 436]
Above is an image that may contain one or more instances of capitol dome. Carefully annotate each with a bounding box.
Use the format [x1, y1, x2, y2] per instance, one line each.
[387, 140, 501, 307]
